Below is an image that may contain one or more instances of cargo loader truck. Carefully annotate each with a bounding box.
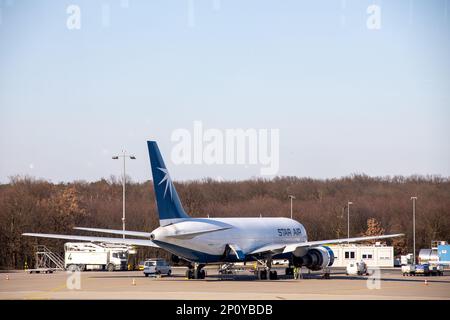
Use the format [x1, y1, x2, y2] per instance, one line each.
[64, 242, 130, 271]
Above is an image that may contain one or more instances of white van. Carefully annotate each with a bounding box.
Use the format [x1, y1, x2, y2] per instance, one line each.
[143, 259, 172, 277]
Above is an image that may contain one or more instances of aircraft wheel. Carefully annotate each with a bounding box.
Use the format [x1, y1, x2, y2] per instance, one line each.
[186, 269, 194, 279]
[258, 270, 267, 280]
[67, 265, 77, 272]
[193, 269, 204, 279]
[285, 268, 293, 276]
[269, 270, 278, 280]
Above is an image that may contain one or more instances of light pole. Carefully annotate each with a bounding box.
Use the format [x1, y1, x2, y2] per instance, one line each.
[112, 151, 136, 239]
[347, 201, 353, 243]
[288, 195, 295, 219]
[411, 196, 417, 264]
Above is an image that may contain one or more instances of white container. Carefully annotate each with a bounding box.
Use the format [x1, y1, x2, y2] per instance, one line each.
[346, 261, 368, 276]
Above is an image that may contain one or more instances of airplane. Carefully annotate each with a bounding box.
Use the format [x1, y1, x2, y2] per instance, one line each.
[23, 141, 404, 280]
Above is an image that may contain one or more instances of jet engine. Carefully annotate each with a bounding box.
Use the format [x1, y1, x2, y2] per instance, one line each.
[292, 246, 334, 271]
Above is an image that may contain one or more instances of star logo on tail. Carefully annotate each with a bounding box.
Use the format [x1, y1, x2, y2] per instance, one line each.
[157, 167, 174, 199]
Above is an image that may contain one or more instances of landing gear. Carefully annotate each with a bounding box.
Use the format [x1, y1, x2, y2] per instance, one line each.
[257, 268, 277, 280]
[257, 269, 267, 280]
[322, 267, 331, 279]
[285, 267, 294, 276]
[269, 270, 278, 280]
[186, 264, 206, 279]
[255, 257, 278, 280]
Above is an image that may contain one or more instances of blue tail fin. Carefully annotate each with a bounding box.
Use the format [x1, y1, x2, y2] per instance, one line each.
[147, 141, 190, 225]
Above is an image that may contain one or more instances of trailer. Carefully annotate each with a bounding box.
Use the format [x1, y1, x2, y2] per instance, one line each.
[27, 268, 59, 274]
[64, 242, 129, 271]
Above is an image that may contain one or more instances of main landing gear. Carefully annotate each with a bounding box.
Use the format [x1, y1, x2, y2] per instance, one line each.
[255, 258, 278, 280]
[186, 263, 206, 279]
[257, 269, 278, 280]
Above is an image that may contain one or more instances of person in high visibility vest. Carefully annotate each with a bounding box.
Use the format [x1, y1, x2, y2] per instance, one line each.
[293, 266, 299, 280]
[24, 261, 28, 271]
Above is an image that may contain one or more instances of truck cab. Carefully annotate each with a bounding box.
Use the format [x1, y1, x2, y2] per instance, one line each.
[109, 251, 128, 271]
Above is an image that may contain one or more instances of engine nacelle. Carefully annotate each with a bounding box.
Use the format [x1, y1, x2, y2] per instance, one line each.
[292, 246, 334, 271]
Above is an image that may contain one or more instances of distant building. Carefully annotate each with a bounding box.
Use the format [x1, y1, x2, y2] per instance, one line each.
[328, 243, 394, 267]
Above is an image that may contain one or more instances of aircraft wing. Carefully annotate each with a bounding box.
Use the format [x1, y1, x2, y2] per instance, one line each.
[22, 233, 159, 248]
[248, 233, 404, 255]
[282, 233, 404, 254]
[74, 227, 152, 238]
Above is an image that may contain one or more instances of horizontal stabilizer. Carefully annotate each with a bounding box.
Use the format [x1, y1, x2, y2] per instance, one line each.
[22, 233, 159, 248]
[74, 227, 152, 238]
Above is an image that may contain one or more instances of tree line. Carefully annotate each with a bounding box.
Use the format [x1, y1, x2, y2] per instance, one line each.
[0, 174, 449, 269]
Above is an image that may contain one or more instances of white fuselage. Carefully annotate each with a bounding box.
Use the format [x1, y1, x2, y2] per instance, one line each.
[151, 217, 308, 263]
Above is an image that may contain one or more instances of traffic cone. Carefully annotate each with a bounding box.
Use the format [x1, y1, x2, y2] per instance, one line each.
[132, 278, 136, 286]
[424, 279, 428, 285]
[6, 274, 9, 280]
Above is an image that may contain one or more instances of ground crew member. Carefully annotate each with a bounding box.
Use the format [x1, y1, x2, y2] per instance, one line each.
[293, 266, 299, 280]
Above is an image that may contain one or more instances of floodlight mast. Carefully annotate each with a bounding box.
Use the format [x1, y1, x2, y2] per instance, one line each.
[288, 195, 296, 220]
[411, 196, 418, 264]
[347, 201, 353, 244]
[112, 151, 136, 239]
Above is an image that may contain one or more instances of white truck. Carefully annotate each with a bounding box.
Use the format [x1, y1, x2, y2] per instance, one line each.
[64, 242, 129, 272]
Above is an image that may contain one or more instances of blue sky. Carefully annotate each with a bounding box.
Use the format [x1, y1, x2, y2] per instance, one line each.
[0, 0, 449, 182]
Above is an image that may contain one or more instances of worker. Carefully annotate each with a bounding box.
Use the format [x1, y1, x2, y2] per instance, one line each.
[293, 266, 299, 280]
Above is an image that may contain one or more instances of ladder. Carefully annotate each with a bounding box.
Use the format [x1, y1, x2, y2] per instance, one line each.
[34, 245, 65, 270]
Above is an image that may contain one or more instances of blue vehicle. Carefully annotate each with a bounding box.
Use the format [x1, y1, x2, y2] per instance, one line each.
[415, 264, 430, 276]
